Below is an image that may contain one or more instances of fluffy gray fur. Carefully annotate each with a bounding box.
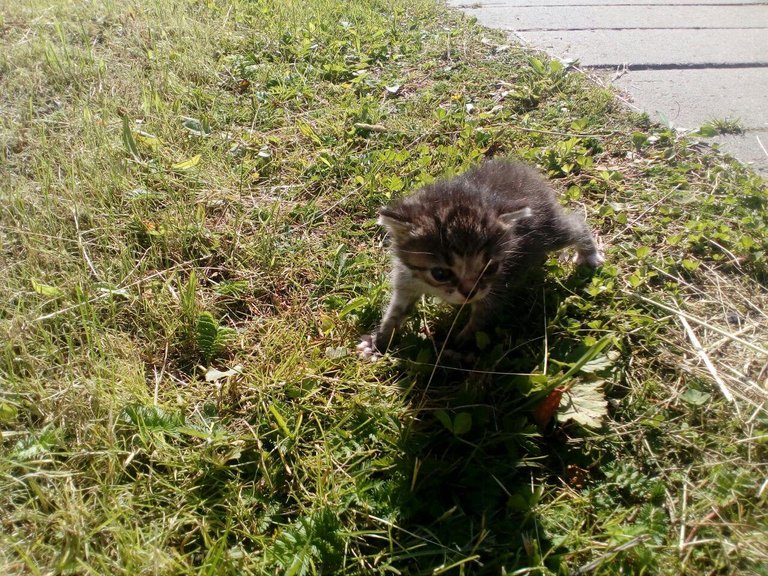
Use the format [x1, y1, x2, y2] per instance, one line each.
[357, 159, 604, 359]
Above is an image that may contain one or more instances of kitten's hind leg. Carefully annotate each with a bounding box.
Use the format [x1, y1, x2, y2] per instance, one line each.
[561, 212, 605, 268]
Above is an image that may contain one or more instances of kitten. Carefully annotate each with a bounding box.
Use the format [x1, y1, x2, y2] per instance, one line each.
[357, 159, 604, 360]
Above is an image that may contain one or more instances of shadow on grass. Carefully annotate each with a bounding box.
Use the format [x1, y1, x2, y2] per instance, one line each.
[381, 269, 601, 574]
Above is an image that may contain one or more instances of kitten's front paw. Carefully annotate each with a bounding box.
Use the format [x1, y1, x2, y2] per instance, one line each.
[453, 329, 473, 349]
[440, 348, 478, 365]
[575, 250, 605, 268]
[356, 334, 382, 361]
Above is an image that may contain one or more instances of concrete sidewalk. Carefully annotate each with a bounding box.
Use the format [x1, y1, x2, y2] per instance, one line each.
[448, 0, 768, 175]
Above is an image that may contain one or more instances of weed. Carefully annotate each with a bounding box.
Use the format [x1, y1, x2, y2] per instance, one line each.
[697, 117, 745, 136]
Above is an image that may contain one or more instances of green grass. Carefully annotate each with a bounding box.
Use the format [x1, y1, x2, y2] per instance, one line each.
[1, 0, 767, 574]
[697, 117, 745, 137]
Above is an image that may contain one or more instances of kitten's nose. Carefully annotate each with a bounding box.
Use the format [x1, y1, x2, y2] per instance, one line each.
[458, 281, 479, 300]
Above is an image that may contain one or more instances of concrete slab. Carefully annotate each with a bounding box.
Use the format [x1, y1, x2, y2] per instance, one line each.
[711, 130, 768, 174]
[456, 5, 768, 31]
[610, 68, 768, 173]
[449, 0, 767, 6]
[516, 29, 768, 67]
[611, 68, 768, 130]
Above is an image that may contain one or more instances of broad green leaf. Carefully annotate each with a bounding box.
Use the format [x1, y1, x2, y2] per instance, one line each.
[296, 120, 321, 144]
[32, 279, 63, 297]
[213, 326, 236, 357]
[269, 404, 293, 438]
[126, 187, 163, 201]
[205, 364, 243, 382]
[257, 145, 271, 158]
[636, 246, 651, 258]
[120, 404, 184, 432]
[171, 154, 201, 171]
[680, 388, 711, 406]
[135, 130, 161, 151]
[452, 412, 472, 436]
[175, 426, 213, 439]
[97, 286, 130, 298]
[121, 116, 141, 161]
[682, 258, 699, 271]
[195, 311, 235, 363]
[631, 131, 648, 150]
[385, 175, 404, 192]
[694, 124, 717, 138]
[580, 350, 619, 374]
[434, 410, 453, 433]
[528, 57, 545, 75]
[182, 117, 209, 136]
[325, 346, 347, 360]
[339, 296, 369, 317]
[558, 380, 608, 428]
[475, 330, 491, 350]
[0, 402, 18, 423]
[550, 334, 613, 387]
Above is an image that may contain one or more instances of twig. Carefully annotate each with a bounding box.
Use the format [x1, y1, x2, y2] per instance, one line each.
[571, 534, 651, 575]
[678, 315, 738, 411]
[734, 434, 768, 444]
[757, 135, 768, 160]
[33, 293, 110, 322]
[703, 235, 743, 267]
[153, 341, 169, 405]
[353, 122, 390, 133]
[679, 477, 688, 554]
[706, 322, 759, 355]
[635, 294, 768, 357]
[720, 364, 767, 401]
[611, 62, 630, 81]
[608, 189, 676, 243]
[72, 208, 100, 280]
[683, 508, 719, 545]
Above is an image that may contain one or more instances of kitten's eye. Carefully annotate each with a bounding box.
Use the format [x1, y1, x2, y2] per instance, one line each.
[430, 267, 454, 282]
[484, 262, 499, 276]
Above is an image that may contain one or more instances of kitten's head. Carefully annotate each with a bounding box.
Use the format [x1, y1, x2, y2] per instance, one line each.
[379, 199, 531, 305]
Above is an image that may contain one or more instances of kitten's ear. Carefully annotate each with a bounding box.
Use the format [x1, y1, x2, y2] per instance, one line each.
[378, 209, 413, 239]
[498, 206, 533, 227]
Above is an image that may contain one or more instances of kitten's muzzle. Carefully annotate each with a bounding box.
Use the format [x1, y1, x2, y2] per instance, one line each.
[458, 285, 480, 300]
[455, 281, 487, 303]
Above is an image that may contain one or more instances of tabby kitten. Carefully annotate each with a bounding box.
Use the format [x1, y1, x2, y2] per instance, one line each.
[357, 159, 604, 359]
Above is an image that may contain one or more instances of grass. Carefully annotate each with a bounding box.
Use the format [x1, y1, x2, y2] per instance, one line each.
[1, 0, 767, 574]
[697, 118, 745, 137]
